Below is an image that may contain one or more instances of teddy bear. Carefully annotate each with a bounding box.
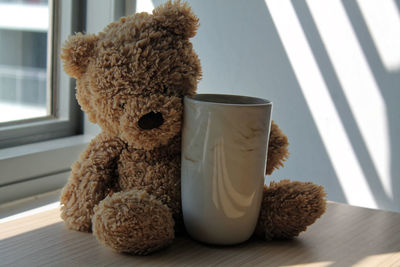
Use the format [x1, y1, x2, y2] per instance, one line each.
[59, 0, 326, 255]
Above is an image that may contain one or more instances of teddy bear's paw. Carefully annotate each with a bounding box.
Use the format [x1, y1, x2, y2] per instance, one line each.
[60, 183, 93, 232]
[255, 179, 326, 240]
[60, 206, 92, 232]
[266, 121, 289, 175]
[92, 189, 175, 255]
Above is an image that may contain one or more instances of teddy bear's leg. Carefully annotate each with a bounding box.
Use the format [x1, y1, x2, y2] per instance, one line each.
[254, 180, 326, 240]
[92, 189, 175, 255]
[60, 133, 124, 232]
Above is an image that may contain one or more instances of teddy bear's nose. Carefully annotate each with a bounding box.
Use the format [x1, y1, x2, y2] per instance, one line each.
[138, 112, 164, 130]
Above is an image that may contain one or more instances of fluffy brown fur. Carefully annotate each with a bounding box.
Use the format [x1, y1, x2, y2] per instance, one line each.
[92, 190, 174, 255]
[266, 121, 289, 175]
[254, 180, 326, 240]
[60, 0, 326, 255]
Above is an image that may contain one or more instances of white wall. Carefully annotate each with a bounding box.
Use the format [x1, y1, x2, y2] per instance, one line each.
[91, 0, 400, 212]
[150, 0, 400, 212]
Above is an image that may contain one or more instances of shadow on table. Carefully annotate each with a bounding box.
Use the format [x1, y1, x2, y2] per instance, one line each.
[1, 204, 400, 266]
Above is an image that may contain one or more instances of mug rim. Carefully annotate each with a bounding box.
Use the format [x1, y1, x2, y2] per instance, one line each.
[185, 94, 272, 107]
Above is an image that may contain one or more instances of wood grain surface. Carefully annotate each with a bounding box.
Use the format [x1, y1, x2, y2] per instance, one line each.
[1, 202, 400, 266]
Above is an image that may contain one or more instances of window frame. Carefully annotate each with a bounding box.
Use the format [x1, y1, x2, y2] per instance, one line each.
[0, 0, 85, 149]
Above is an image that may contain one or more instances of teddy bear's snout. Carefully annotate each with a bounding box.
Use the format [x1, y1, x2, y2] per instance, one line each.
[138, 112, 164, 130]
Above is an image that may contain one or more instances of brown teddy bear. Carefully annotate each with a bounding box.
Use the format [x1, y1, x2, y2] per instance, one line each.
[60, 0, 326, 255]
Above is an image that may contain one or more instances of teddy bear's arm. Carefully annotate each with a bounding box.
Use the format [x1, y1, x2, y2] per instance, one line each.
[266, 121, 290, 175]
[60, 132, 125, 232]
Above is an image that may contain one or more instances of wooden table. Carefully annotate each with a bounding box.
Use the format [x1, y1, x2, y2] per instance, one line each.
[1, 202, 400, 266]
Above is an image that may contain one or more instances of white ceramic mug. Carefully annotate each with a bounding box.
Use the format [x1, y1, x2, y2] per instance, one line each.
[181, 94, 272, 245]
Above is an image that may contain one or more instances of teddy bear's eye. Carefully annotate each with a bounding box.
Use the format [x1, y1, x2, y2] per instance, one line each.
[118, 103, 125, 109]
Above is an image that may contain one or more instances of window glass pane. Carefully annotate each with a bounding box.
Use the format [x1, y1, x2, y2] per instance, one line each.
[0, 0, 49, 123]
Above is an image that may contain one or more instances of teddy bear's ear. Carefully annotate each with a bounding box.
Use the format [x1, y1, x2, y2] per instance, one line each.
[60, 33, 98, 79]
[153, 0, 199, 38]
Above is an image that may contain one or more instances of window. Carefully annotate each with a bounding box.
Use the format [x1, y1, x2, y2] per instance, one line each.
[0, 0, 84, 148]
[0, 0, 87, 204]
[0, 0, 134, 205]
[0, 0, 49, 123]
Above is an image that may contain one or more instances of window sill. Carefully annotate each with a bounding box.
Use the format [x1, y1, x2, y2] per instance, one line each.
[0, 189, 60, 222]
[0, 135, 92, 204]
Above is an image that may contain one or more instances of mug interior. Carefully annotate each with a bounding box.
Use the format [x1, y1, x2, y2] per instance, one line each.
[187, 94, 271, 106]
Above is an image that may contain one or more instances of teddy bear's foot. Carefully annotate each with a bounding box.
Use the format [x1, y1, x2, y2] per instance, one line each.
[92, 189, 175, 255]
[255, 179, 326, 240]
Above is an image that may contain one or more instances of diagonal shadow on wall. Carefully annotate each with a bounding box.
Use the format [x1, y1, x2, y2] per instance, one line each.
[178, 0, 348, 203]
[290, 0, 395, 210]
[340, 0, 400, 212]
[149, 0, 400, 208]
